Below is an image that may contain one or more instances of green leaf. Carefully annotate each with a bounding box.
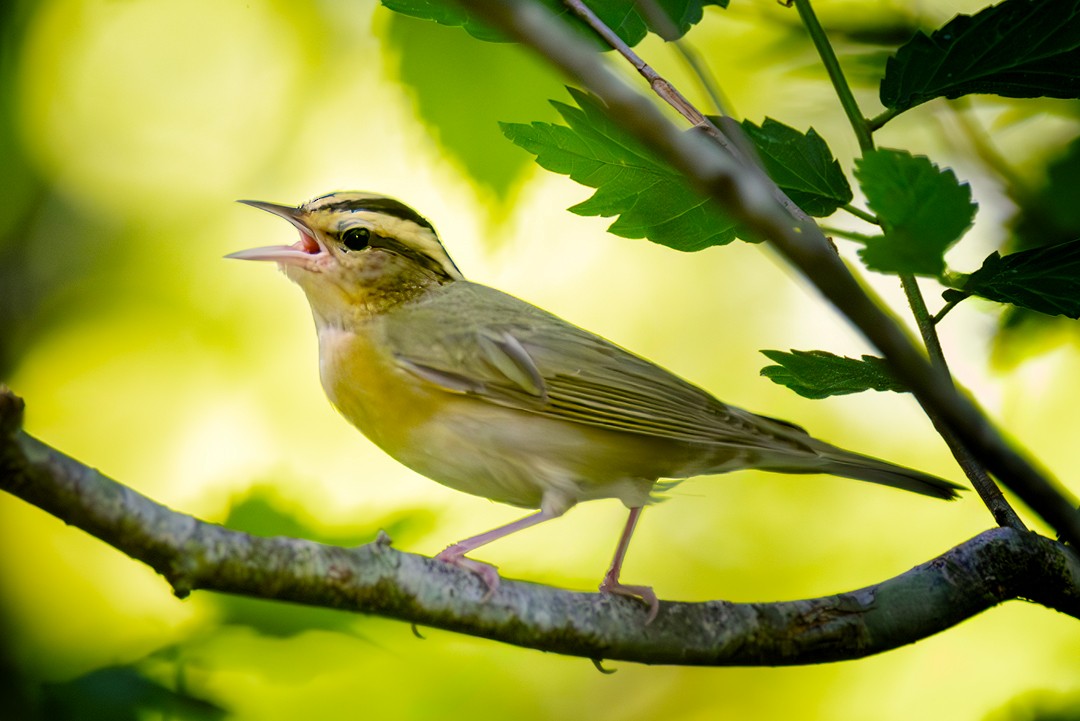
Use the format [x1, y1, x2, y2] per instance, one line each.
[502, 88, 742, 251]
[382, 12, 564, 199]
[760, 349, 908, 399]
[740, 118, 852, 217]
[953, 239, 1080, 319]
[854, 149, 977, 276]
[881, 0, 1080, 112]
[381, 0, 727, 46]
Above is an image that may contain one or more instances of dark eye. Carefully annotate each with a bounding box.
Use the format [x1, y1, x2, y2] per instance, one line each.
[341, 227, 371, 252]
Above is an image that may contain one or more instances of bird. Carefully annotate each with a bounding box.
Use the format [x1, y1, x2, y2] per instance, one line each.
[228, 191, 962, 622]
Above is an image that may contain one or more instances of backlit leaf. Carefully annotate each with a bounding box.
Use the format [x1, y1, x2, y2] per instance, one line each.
[760, 349, 907, 399]
[855, 149, 976, 276]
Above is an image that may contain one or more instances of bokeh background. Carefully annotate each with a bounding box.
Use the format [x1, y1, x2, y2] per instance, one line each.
[2, 1, 1079, 719]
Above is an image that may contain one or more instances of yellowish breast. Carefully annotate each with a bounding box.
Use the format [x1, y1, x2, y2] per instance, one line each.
[316, 322, 441, 458]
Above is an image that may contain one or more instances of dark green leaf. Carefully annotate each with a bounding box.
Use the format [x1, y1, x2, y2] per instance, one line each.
[380, 0, 726, 46]
[854, 149, 976, 276]
[760, 349, 907, 399]
[382, 12, 564, 199]
[740, 118, 852, 216]
[954, 239, 1080, 318]
[502, 88, 742, 251]
[881, 0, 1080, 112]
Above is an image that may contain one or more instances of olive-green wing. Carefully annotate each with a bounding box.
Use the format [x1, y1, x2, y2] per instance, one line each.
[385, 282, 807, 450]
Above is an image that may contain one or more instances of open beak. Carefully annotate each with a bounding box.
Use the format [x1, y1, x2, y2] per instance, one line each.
[227, 200, 324, 265]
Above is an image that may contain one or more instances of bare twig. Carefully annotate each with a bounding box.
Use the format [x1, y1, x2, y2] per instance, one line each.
[1, 388, 1077, 666]
[563, 0, 710, 128]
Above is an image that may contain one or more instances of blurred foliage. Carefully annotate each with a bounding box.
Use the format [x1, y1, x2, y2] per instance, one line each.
[0, 0, 65, 379]
[38, 663, 227, 721]
[988, 691, 1080, 721]
[382, 12, 565, 204]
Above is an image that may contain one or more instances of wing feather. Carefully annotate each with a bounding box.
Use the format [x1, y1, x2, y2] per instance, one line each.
[387, 282, 805, 450]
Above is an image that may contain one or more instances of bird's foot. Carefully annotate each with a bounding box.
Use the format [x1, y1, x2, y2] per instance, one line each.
[435, 546, 501, 601]
[599, 571, 659, 624]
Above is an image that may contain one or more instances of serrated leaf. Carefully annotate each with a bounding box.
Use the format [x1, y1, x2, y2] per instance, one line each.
[881, 0, 1080, 112]
[760, 349, 907, 399]
[502, 88, 742, 251]
[955, 239, 1080, 318]
[854, 149, 977, 276]
[381, 0, 727, 46]
[740, 118, 852, 216]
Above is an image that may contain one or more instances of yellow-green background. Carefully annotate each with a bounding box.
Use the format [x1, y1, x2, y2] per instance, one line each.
[2, 1, 1078, 719]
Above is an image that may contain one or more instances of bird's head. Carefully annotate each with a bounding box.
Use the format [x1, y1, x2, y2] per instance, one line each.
[228, 191, 463, 325]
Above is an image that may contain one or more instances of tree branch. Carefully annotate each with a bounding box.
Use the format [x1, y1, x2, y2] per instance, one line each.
[452, 0, 1080, 547]
[2, 389, 1078, 666]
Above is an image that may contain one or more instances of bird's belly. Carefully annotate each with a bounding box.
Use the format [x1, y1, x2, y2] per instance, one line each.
[317, 326, 663, 512]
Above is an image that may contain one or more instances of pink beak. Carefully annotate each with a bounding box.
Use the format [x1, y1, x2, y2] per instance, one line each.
[227, 200, 323, 264]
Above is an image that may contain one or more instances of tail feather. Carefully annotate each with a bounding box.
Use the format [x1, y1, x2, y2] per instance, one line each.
[759, 446, 964, 500]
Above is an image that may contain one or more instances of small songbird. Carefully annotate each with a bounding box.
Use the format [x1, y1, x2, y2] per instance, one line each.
[229, 191, 961, 622]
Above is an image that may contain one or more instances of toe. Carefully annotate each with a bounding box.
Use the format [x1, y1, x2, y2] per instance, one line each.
[600, 579, 660, 624]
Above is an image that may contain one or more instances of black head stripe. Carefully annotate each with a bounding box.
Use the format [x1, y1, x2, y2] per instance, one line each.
[372, 234, 457, 282]
[319, 196, 435, 232]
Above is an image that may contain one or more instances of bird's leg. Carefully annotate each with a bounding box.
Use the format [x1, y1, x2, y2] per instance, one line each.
[599, 506, 659, 623]
[436, 508, 559, 600]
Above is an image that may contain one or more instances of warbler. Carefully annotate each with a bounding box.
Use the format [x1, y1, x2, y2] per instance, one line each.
[229, 191, 961, 622]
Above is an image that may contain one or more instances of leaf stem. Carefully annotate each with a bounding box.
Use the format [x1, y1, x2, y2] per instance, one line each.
[900, 275, 1027, 530]
[932, 296, 966, 325]
[817, 225, 875, 244]
[867, 107, 901, 132]
[841, 204, 879, 225]
[792, 0, 874, 154]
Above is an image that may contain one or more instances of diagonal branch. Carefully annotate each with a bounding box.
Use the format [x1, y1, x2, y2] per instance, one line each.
[452, 0, 1080, 548]
[1, 389, 1078, 666]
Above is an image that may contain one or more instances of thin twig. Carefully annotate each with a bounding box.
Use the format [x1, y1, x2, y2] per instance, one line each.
[817, 225, 875, 244]
[563, 0, 710, 128]
[671, 41, 730, 117]
[900, 276, 1028, 531]
[633, 0, 732, 116]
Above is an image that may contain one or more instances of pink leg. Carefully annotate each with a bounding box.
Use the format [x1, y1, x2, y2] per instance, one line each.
[599, 506, 659, 623]
[436, 508, 559, 600]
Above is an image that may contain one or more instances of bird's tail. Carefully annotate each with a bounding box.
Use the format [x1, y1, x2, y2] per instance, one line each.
[757, 444, 964, 500]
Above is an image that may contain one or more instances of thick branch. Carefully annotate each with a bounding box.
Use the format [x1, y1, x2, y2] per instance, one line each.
[453, 0, 1080, 547]
[1, 390, 1077, 666]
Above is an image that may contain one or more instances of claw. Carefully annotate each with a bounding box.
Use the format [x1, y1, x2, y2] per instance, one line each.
[436, 546, 501, 601]
[600, 573, 659, 624]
